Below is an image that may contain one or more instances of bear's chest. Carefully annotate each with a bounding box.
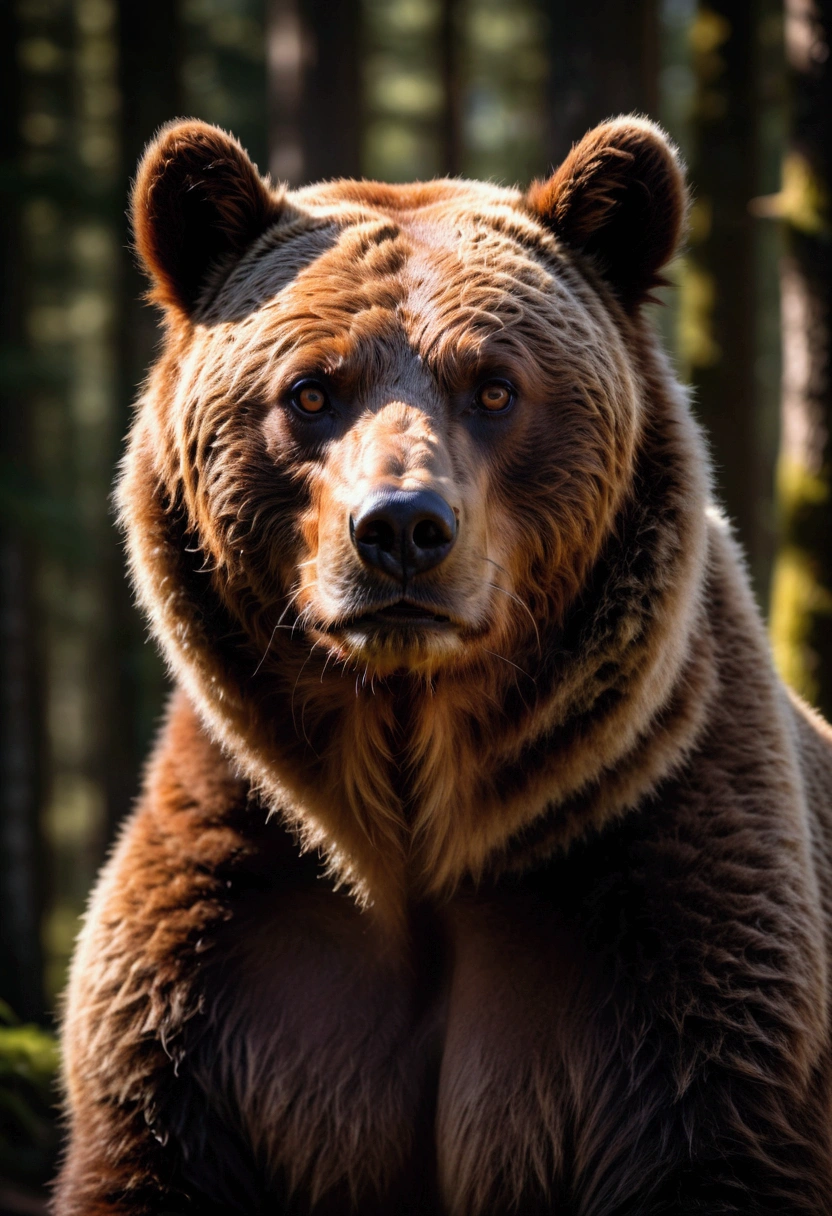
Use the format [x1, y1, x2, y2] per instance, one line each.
[184, 882, 603, 1214]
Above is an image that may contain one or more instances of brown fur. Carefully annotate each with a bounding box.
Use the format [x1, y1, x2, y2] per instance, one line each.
[54, 117, 832, 1214]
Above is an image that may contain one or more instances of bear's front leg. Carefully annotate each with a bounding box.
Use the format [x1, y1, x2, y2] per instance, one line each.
[54, 704, 267, 1215]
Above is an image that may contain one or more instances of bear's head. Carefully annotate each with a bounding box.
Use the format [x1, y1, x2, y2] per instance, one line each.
[120, 117, 712, 919]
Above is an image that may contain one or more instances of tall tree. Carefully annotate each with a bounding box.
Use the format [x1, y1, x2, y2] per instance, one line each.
[440, 0, 463, 176]
[99, 0, 183, 841]
[770, 0, 832, 717]
[0, 0, 45, 1021]
[686, 4, 765, 594]
[543, 0, 659, 163]
[268, 0, 362, 184]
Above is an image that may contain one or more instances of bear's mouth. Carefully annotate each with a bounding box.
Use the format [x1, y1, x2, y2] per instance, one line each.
[338, 599, 452, 632]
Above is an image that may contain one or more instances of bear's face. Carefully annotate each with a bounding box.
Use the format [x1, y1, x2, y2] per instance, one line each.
[128, 120, 684, 682]
[178, 192, 639, 678]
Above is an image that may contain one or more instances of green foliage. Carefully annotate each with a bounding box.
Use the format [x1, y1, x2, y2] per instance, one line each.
[0, 1000, 59, 1187]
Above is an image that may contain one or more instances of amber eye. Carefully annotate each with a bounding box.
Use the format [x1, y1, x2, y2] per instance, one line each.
[291, 381, 329, 414]
[476, 380, 514, 412]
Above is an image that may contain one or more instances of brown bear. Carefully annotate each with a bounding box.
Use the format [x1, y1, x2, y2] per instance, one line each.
[54, 116, 832, 1215]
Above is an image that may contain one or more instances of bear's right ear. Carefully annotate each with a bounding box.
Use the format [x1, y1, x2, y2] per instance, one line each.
[131, 120, 282, 316]
[526, 117, 687, 309]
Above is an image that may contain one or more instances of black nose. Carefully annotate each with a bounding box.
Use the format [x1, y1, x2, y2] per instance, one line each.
[351, 488, 458, 582]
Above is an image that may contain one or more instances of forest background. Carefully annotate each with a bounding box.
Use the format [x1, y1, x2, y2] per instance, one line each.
[1, 0, 831, 1209]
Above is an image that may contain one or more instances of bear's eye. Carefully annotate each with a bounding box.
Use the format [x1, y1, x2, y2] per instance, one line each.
[290, 381, 330, 415]
[475, 380, 514, 413]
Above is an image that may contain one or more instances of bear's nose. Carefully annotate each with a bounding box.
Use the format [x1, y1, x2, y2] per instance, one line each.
[350, 488, 458, 583]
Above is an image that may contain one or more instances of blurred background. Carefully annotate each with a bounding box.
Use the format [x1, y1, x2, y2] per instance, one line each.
[1, 0, 831, 1208]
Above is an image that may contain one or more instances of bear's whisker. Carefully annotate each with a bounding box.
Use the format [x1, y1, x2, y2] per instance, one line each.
[480, 647, 536, 687]
[298, 645, 321, 755]
[252, 590, 308, 676]
[290, 647, 317, 746]
[484, 579, 541, 654]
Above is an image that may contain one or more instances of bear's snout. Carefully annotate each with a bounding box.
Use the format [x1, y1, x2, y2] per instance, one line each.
[350, 486, 458, 583]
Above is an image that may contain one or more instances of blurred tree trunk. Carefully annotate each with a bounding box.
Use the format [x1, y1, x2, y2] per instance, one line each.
[686, 4, 765, 594]
[101, 1, 182, 840]
[268, 0, 362, 185]
[0, 1, 45, 1020]
[770, 0, 832, 717]
[543, 0, 659, 163]
[440, 0, 463, 176]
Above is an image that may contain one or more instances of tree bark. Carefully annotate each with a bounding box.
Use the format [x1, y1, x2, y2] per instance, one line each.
[0, 0, 45, 1021]
[103, 0, 182, 840]
[770, 0, 832, 718]
[440, 0, 463, 177]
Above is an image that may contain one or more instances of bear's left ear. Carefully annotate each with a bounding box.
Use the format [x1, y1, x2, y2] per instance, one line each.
[526, 117, 687, 309]
[132, 119, 283, 316]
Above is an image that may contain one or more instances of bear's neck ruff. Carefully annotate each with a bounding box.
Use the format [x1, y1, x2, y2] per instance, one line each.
[126, 346, 713, 926]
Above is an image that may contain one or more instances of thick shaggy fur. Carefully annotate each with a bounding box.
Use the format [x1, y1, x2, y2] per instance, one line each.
[55, 117, 832, 1214]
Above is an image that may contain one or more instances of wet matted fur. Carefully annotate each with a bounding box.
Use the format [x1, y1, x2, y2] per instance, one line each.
[54, 117, 832, 1214]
